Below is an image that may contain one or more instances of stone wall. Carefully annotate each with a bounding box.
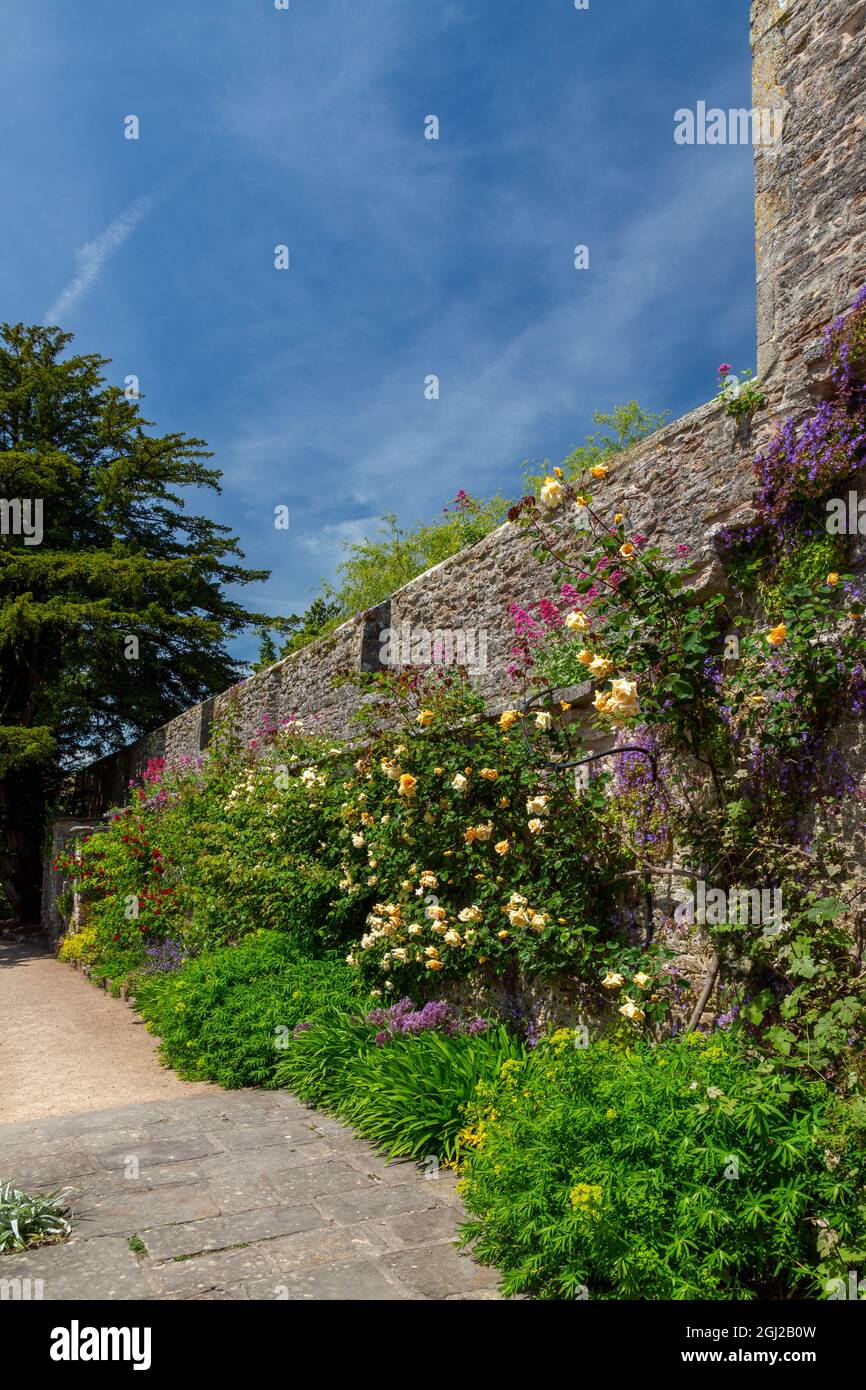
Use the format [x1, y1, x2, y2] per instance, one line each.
[64, 397, 757, 818]
[54, 0, 866, 893]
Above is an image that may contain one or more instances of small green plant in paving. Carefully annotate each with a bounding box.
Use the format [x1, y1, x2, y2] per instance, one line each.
[127, 1234, 147, 1255]
[0, 1181, 71, 1253]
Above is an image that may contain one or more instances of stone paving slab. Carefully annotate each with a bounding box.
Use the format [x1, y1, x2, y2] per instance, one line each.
[0, 1091, 502, 1300]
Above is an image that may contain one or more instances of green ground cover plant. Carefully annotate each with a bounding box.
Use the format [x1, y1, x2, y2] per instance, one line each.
[133, 931, 364, 1088]
[457, 1030, 866, 1301]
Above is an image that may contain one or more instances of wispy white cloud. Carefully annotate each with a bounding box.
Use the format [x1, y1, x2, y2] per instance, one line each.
[43, 195, 155, 325]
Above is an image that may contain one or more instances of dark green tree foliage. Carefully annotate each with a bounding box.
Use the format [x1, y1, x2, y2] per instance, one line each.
[0, 323, 270, 919]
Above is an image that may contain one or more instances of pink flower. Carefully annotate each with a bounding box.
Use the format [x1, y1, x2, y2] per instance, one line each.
[718, 362, 732, 376]
[676, 543, 691, 556]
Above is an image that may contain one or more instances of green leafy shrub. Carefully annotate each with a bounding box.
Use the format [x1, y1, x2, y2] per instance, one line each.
[458, 1030, 866, 1300]
[276, 1006, 525, 1162]
[133, 931, 365, 1088]
[0, 1183, 71, 1253]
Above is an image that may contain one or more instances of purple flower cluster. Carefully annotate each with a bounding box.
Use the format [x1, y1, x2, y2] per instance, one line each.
[825, 284, 866, 399]
[365, 997, 492, 1042]
[755, 402, 866, 525]
[140, 938, 188, 974]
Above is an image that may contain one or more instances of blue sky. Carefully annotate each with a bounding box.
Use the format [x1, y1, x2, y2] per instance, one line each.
[1, 0, 756, 663]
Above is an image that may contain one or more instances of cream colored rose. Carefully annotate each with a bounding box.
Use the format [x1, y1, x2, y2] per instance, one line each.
[451, 773, 468, 792]
[589, 655, 614, 680]
[535, 711, 553, 731]
[633, 972, 652, 989]
[499, 710, 520, 730]
[458, 906, 483, 923]
[565, 610, 590, 632]
[601, 971, 624, 989]
[540, 478, 563, 509]
[526, 795, 549, 815]
[527, 818, 544, 834]
[494, 840, 511, 856]
[474, 821, 494, 842]
[443, 929, 463, 947]
[619, 999, 645, 1023]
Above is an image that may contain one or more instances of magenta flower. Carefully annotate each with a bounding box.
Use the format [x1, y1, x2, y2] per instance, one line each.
[718, 362, 732, 376]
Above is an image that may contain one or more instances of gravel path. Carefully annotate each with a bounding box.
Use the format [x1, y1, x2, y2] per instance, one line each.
[0, 940, 500, 1300]
[0, 940, 215, 1122]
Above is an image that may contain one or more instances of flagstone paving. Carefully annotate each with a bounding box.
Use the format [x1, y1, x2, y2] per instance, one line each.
[0, 942, 502, 1301]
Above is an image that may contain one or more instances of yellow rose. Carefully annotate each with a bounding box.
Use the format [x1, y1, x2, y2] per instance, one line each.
[633, 972, 652, 990]
[577, 649, 595, 666]
[588, 655, 613, 679]
[574, 494, 589, 508]
[425, 959, 444, 971]
[451, 773, 468, 792]
[480, 768, 499, 781]
[527, 818, 544, 834]
[827, 573, 840, 586]
[614, 513, 624, 524]
[474, 821, 494, 842]
[535, 711, 553, 731]
[601, 971, 624, 990]
[416, 709, 435, 726]
[464, 827, 478, 844]
[565, 610, 590, 632]
[540, 478, 563, 509]
[526, 794, 549, 815]
[608, 678, 640, 720]
[443, 929, 463, 947]
[619, 543, 636, 560]
[497, 929, 510, 940]
[591, 465, 609, 479]
[766, 622, 787, 647]
[499, 710, 520, 731]
[398, 773, 417, 797]
[494, 840, 510, 856]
